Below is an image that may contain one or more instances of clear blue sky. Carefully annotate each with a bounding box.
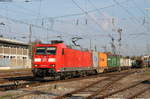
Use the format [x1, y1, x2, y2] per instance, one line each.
[0, 0, 149, 56]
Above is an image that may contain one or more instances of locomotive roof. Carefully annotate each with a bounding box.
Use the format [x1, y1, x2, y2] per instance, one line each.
[35, 43, 67, 48]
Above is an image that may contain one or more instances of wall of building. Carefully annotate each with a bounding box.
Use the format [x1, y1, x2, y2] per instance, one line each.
[0, 43, 31, 69]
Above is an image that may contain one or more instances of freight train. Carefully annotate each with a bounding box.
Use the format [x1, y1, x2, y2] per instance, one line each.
[32, 40, 133, 78]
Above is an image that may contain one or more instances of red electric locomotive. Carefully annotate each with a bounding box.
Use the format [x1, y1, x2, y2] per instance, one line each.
[32, 40, 95, 78]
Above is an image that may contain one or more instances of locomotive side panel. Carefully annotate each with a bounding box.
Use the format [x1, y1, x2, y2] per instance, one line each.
[61, 48, 92, 71]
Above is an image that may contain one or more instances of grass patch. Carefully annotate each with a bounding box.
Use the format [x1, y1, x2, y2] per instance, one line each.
[0, 68, 31, 72]
[144, 71, 150, 75]
[0, 94, 13, 99]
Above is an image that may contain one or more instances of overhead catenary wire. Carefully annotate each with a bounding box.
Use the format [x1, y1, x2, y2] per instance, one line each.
[87, 0, 108, 18]
[0, 14, 109, 41]
[36, 0, 133, 20]
[0, 4, 146, 37]
[71, 0, 107, 33]
[1, 0, 106, 36]
[113, 0, 148, 36]
[0, 0, 45, 20]
[0, 0, 117, 21]
[87, 0, 148, 35]
[127, 0, 146, 25]
[131, 0, 145, 15]
[9, 3, 40, 16]
[87, 0, 119, 54]
[0, 6, 39, 18]
[36, 0, 42, 24]
[0, 14, 78, 37]
[113, 0, 142, 24]
[0, 12, 113, 41]
[0, 0, 145, 22]
[17, 0, 142, 27]
[0, 0, 148, 41]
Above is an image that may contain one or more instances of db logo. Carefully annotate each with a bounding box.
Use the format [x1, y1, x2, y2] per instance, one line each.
[43, 58, 47, 62]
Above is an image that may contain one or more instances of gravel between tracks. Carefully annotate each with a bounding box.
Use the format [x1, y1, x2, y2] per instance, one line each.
[0, 69, 150, 99]
[97, 69, 150, 98]
[0, 77, 107, 99]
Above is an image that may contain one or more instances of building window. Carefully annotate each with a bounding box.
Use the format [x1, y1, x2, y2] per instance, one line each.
[23, 57, 27, 59]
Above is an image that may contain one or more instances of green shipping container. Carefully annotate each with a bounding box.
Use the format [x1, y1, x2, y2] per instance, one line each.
[116, 56, 120, 66]
[107, 55, 120, 67]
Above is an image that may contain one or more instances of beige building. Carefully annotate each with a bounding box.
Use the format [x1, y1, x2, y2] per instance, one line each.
[0, 37, 31, 70]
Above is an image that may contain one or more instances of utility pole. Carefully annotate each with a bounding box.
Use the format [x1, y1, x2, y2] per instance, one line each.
[109, 35, 116, 54]
[29, 24, 32, 59]
[117, 28, 123, 55]
[102, 45, 107, 52]
[29, 24, 32, 43]
[145, 8, 150, 32]
[145, 8, 150, 55]
[90, 39, 92, 51]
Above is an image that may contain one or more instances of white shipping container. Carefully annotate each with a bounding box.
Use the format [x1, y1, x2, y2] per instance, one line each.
[120, 58, 132, 67]
[92, 51, 98, 68]
[120, 58, 124, 67]
[124, 59, 128, 66]
[127, 59, 132, 67]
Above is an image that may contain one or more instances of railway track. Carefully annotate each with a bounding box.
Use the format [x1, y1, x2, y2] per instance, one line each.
[55, 69, 147, 99]
[0, 69, 135, 91]
[0, 69, 148, 99]
[0, 69, 32, 85]
[96, 79, 150, 99]
[0, 71, 32, 79]
[0, 72, 119, 91]
[8, 77, 111, 99]
[0, 75, 33, 85]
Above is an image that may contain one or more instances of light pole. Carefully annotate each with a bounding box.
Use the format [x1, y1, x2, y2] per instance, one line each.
[145, 8, 150, 32]
[0, 22, 5, 37]
[145, 8, 150, 55]
[0, 22, 12, 38]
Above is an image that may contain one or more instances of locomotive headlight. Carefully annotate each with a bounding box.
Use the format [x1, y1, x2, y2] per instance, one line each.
[48, 58, 56, 62]
[34, 58, 41, 62]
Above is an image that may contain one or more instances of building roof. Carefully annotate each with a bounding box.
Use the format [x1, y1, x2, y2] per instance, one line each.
[0, 37, 29, 46]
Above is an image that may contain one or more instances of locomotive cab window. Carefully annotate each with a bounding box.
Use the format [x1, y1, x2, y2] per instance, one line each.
[47, 47, 56, 55]
[36, 47, 46, 55]
[36, 47, 56, 55]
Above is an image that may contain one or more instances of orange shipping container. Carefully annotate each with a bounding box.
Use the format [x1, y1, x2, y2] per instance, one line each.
[98, 52, 107, 68]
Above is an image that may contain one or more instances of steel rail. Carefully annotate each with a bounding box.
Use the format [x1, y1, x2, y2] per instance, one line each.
[128, 86, 150, 99]
[55, 77, 110, 99]
[11, 71, 131, 99]
[0, 69, 135, 91]
[97, 80, 149, 98]
[2, 69, 147, 99]
[55, 71, 136, 99]
[86, 72, 135, 99]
